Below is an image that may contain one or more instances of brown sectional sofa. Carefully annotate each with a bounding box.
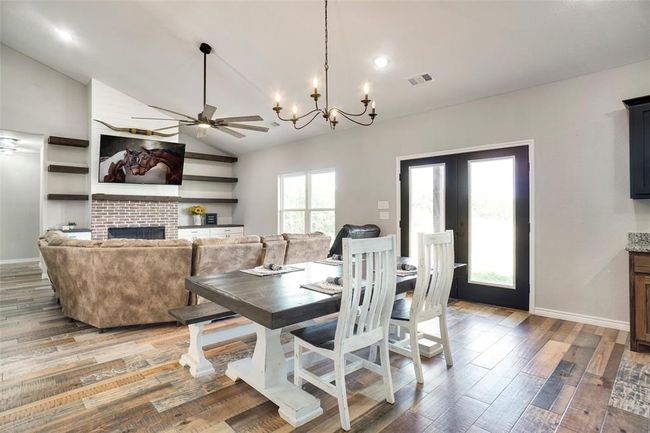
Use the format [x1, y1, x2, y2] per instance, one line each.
[39, 231, 192, 329]
[39, 230, 331, 329]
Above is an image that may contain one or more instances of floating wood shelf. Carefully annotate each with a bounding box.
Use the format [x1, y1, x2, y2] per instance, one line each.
[185, 152, 238, 163]
[91, 194, 181, 202]
[179, 197, 238, 204]
[48, 164, 89, 174]
[47, 194, 89, 201]
[48, 136, 89, 148]
[183, 175, 238, 183]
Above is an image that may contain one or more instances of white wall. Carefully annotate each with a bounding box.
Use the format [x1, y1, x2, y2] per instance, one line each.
[178, 133, 235, 226]
[90, 78, 180, 196]
[234, 60, 650, 324]
[89, 79, 238, 226]
[0, 44, 89, 231]
[0, 152, 41, 261]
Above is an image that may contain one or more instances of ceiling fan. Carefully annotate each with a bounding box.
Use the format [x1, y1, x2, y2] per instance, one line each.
[133, 42, 269, 139]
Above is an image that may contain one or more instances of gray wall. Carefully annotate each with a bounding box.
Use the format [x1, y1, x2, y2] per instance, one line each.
[234, 60, 650, 324]
[0, 152, 41, 261]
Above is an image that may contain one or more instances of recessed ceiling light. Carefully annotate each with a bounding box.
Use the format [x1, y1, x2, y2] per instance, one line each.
[55, 28, 74, 42]
[373, 56, 389, 69]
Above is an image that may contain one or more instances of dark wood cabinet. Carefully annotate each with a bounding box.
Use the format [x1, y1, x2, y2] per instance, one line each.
[623, 95, 650, 199]
[629, 252, 650, 352]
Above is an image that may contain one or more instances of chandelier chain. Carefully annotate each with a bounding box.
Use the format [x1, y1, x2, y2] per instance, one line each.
[272, 0, 376, 129]
[324, 0, 329, 111]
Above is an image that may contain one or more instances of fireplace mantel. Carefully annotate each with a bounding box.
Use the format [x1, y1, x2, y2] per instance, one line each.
[92, 194, 180, 202]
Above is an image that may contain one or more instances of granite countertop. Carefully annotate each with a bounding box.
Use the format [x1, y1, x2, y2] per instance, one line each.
[60, 228, 92, 233]
[177, 224, 244, 229]
[626, 232, 650, 253]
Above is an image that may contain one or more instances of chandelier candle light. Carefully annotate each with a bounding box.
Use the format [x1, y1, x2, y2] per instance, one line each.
[273, 0, 377, 130]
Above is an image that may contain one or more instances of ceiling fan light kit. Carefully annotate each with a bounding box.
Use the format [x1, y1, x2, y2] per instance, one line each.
[273, 0, 377, 130]
[132, 42, 269, 139]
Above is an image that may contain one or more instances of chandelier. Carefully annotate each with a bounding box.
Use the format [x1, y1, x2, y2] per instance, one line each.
[273, 0, 377, 130]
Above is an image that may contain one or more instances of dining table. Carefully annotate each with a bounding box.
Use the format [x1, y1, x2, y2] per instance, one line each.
[185, 258, 464, 427]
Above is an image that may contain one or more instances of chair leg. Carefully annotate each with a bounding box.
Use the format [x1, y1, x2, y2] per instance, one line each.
[379, 339, 395, 404]
[368, 343, 378, 363]
[293, 339, 303, 387]
[439, 311, 454, 367]
[334, 355, 351, 431]
[409, 324, 424, 384]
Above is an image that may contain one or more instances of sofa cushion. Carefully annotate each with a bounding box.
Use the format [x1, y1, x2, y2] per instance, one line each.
[194, 235, 260, 246]
[261, 234, 284, 243]
[100, 239, 190, 248]
[283, 232, 331, 265]
[46, 237, 103, 248]
[282, 232, 327, 241]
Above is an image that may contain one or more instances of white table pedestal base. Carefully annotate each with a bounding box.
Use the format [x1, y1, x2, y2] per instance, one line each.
[180, 321, 256, 378]
[225, 324, 323, 427]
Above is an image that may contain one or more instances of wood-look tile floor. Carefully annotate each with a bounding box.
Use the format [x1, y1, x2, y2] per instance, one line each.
[1, 262, 649, 433]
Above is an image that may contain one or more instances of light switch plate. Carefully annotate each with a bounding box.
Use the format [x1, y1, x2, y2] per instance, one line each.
[379, 211, 390, 220]
[377, 201, 389, 210]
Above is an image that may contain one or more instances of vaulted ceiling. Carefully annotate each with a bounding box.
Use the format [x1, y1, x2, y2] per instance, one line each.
[2, 1, 649, 154]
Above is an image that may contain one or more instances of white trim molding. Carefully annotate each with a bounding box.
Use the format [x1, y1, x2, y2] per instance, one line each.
[533, 307, 630, 332]
[0, 257, 40, 265]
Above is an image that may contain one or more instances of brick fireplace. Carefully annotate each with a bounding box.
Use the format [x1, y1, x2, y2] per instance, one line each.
[90, 196, 178, 240]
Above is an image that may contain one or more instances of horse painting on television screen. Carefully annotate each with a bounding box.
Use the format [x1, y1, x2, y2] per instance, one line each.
[99, 135, 186, 185]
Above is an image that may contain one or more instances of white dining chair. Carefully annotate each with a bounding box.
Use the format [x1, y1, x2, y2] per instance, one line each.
[389, 230, 455, 383]
[291, 236, 397, 431]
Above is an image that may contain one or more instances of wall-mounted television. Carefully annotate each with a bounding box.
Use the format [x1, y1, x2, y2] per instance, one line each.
[98, 134, 186, 185]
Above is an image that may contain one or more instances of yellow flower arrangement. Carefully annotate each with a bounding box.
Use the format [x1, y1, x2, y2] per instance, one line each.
[188, 205, 207, 215]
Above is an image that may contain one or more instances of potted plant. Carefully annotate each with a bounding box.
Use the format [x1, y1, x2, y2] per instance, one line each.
[188, 205, 206, 226]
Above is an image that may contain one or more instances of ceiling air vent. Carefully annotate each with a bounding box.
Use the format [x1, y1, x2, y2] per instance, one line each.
[407, 73, 434, 86]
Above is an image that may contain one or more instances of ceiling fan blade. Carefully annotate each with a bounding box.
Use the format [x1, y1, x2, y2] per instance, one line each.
[215, 126, 245, 139]
[131, 117, 194, 122]
[154, 123, 196, 131]
[214, 115, 264, 123]
[196, 126, 208, 138]
[201, 104, 217, 120]
[148, 105, 197, 121]
[222, 123, 269, 133]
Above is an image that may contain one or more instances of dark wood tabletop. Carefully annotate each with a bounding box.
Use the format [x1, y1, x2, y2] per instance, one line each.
[185, 260, 465, 329]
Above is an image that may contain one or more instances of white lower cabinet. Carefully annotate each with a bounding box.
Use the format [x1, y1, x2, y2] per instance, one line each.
[62, 231, 92, 240]
[178, 226, 244, 241]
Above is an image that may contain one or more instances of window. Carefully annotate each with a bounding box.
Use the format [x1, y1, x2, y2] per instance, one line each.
[279, 170, 335, 239]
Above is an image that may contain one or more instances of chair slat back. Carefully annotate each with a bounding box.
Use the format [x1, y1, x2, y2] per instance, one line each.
[335, 236, 397, 346]
[411, 231, 454, 317]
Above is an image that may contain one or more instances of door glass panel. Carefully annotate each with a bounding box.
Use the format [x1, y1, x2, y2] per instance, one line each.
[282, 211, 305, 233]
[409, 164, 445, 260]
[468, 157, 515, 288]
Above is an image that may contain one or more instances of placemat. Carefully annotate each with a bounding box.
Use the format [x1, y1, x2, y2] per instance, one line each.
[240, 266, 303, 277]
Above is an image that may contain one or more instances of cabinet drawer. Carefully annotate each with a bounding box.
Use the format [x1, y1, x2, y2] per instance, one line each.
[63, 232, 92, 240]
[178, 228, 210, 241]
[634, 254, 650, 274]
[210, 227, 244, 238]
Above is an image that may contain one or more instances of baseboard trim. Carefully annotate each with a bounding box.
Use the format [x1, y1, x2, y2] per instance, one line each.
[0, 257, 40, 265]
[533, 307, 629, 332]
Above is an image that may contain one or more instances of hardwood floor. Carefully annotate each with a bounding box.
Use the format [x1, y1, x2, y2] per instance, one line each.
[1, 262, 648, 433]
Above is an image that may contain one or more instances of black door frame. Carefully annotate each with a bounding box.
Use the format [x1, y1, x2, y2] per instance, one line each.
[396, 141, 534, 311]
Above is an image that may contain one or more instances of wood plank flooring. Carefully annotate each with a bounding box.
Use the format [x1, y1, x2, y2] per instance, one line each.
[1, 262, 648, 433]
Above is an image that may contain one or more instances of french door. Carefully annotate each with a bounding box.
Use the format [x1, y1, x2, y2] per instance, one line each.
[400, 146, 530, 310]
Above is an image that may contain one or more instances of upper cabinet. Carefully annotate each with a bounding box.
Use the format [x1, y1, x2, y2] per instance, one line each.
[624, 95, 650, 199]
